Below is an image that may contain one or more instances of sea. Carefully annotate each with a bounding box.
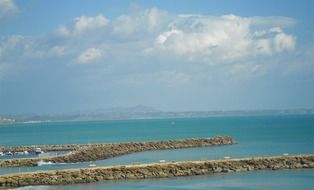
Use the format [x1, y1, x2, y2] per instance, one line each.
[0, 114, 313, 189]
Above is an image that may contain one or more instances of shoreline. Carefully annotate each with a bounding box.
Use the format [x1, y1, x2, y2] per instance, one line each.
[0, 154, 313, 188]
[0, 136, 236, 167]
[1, 112, 313, 126]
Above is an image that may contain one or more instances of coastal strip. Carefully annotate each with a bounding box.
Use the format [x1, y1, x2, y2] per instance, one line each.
[0, 136, 235, 167]
[0, 154, 313, 188]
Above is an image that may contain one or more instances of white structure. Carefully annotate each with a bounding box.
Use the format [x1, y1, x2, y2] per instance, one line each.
[35, 148, 44, 154]
[89, 164, 97, 167]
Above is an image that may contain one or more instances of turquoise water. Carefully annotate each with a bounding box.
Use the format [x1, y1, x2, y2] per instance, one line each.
[1, 115, 314, 189]
[1, 115, 313, 146]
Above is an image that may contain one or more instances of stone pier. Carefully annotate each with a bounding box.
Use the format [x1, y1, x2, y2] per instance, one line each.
[0, 154, 313, 188]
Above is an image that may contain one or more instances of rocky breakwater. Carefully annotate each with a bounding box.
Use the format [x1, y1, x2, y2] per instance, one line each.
[0, 136, 235, 167]
[0, 154, 313, 188]
[0, 144, 83, 153]
[48, 135, 235, 163]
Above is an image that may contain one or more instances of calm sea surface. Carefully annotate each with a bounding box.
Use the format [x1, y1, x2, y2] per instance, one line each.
[0, 115, 314, 189]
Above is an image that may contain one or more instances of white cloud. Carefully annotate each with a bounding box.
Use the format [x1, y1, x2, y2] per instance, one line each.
[149, 14, 296, 64]
[254, 27, 283, 37]
[255, 39, 272, 55]
[77, 48, 103, 64]
[74, 14, 109, 34]
[269, 27, 283, 33]
[111, 8, 170, 39]
[0, 8, 299, 79]
[50, 9, 297, 66]
[0, 0, 19, 20]
[56, 14, 109, 37]
[155, 29, 183, 45]
[274, 33, 295, 52]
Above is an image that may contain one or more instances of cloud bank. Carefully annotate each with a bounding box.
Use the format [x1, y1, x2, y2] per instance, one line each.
[0, 8, 298, 77]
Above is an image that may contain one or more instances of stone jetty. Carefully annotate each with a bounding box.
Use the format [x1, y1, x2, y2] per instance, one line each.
[0, 154, 313, 188]
[0, 136, 235, 167]
[0, 144, 81, 153]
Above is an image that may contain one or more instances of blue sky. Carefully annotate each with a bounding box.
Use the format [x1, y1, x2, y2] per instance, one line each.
[0, 0, 313, 114]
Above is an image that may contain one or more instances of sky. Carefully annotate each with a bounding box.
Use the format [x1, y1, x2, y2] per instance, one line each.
[0, 0, 313, 114]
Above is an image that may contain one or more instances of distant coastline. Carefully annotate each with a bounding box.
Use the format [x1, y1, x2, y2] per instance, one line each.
[1, 107, 314, 125]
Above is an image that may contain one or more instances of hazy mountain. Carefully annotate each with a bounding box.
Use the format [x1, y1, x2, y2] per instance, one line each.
[1, 106, 314, 124]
